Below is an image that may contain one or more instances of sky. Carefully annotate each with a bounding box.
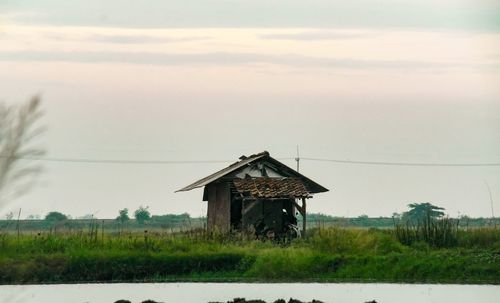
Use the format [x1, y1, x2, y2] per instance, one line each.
[0, 1, 499, 219]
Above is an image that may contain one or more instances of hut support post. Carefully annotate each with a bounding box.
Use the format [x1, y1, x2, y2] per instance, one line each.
[301, 198, 307, 237]
[293, 198, 308, 237]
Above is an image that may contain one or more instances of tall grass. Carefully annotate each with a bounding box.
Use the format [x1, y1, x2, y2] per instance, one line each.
[394, 216, 460, 248]
[457, 228, 500, 249]
[305, 227, 406, 254]
[0, 226, 499, 283]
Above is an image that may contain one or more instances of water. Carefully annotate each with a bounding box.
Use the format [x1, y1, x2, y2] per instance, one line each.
[0, 283, 498, 303]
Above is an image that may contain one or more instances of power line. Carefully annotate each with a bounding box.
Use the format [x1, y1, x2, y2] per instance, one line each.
[2, 155, 295, 165]
[301, 157, 500, 167]
[1, 156, 232, 165]
[2, 155, 500, 167]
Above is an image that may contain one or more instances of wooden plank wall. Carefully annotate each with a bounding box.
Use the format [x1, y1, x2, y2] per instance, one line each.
[206, 182, 231, 232]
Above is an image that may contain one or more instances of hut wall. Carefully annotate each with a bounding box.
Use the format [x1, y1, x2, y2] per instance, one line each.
[206, 182, 230, 232]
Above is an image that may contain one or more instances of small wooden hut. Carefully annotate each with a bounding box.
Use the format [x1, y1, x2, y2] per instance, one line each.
[176, 151, 329, 236]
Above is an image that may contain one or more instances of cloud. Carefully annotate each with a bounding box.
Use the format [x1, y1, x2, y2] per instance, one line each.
[1, 50, 490, 72]
[261, 31, 377, 41]
[39, 32, 209, 44]
[0, 11, 48, 22]
[2, 1, 500, 31]
[86, 34, 209, 44]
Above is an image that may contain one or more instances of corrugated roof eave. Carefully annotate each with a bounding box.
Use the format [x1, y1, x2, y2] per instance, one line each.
[175, 152, 268, 192]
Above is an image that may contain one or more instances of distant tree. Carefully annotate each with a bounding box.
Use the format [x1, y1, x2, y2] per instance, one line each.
[459, 214, 471, 220]
[0, 96, 45, 209]
[116, 208, 130, 223]
[5, 211, 14, 220]
[134, 206, 151, 224]
[77, 214, 95, 220]
[392, 212, 402, 219]
[356, 214, 369, 226]
[403, 202, 445, 223]
[44, 211, 68, 222]
[26, 214, 41, 220]
[151, 213, 191, 226]
[151, 213, 190, 221]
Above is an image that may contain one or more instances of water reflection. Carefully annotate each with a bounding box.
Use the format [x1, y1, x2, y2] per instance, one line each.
[0, 283, 498, 303]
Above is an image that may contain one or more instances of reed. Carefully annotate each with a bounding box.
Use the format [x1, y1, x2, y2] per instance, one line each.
[394, 216, 459, 247]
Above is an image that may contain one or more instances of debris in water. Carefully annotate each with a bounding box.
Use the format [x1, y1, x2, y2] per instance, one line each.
[209, 299, 324, 303]
[115, 298, 376, 303]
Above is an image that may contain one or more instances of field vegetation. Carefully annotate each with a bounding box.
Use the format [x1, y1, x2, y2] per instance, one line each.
[1, 211, 498, 234]
[0, 221, 498, 284]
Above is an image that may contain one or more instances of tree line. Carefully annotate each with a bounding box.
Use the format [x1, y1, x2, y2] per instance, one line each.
[2, 203, 498, 229]
[30, 206, 191, 225]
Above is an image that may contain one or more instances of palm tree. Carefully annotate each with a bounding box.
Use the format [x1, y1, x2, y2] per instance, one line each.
[403, 202, 445, 223]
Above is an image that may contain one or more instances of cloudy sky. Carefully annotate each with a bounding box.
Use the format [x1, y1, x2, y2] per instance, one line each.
[1, 1, 499, 219]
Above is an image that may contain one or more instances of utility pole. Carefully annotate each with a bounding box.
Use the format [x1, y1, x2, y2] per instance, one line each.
[483, 180, 496, 227]
[295, 145, 300, 172]
[295, 145, 306, 236]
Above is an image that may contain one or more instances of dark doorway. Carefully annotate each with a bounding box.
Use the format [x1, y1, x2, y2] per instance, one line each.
[230, 198, 242, 230]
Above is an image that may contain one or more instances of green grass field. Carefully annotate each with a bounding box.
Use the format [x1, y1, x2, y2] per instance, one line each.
[1, 226, 499, 284]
